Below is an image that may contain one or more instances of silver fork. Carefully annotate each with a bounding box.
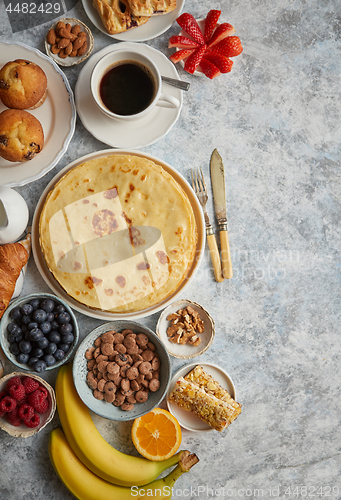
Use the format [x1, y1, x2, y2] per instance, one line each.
[191, 168, 225, 282]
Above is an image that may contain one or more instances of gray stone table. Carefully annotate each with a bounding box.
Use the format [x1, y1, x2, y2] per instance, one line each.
[0, 0, 340, 499]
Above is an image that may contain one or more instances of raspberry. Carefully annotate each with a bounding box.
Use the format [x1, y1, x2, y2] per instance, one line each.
[34, 398, 49, 414]
[0, 409, 5, 418]
[24, 412, 40, 428]
[18, 404, 35, 421]
[6, 376, 21, 390]
[0, 396, 17, 413]
[0, 390, 8, 402]
[22, 376, 39, 394]
[28, 388, 47, 410]
[37, 386, 48, 399]
[6, 408, 21, 426]
[9, 383, 26, 401]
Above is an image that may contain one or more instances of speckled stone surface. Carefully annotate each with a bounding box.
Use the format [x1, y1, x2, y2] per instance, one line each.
[0, 0, 341, 498]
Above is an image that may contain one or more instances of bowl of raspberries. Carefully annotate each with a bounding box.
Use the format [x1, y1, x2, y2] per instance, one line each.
[0, 293, 79, 373]
[0, 372, 56, 437]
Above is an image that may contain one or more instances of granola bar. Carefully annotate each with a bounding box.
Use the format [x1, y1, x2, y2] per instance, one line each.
[168, 377, 241, 432]
[184, 365, 241, 412]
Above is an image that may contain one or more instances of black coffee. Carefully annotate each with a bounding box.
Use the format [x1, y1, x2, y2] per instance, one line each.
[99, 61, 156, 116]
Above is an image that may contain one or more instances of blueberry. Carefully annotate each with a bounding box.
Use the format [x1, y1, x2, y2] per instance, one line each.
[28, 322, 39, 331]
[51, 320, 60, 330]
[59, 343, 70, 353]
[21, 324, 28, 333]
[17, 353, 29, 364]
[19, 340, 32, 354]
[55, 304, 66, 314]
[7, 322, 21, 335]
[10, 343, 20, 355]
[29, 328, 43, 342]
[10, 306, 22, 321]
[21, 303, 33, 316]
[28, 356, 39, 367]
[57, 312, 71, 325]
[44, 354, 56, 367]
[37, 337, 49, 349]
[40, 321, 52, 335]
[40, 298, 55, 313]
[45, 342, 57, 355]
[31, 347, 44, 358]
[61, 333, 74, 344]
[34, 359, 47, 373]
[54, 349, 66, 361]
[46, 312, 55, 323]
[48, 331, 61, 344]
[30, 298, 40, 310]
[21, 314, 32, 325]
[59, 323, 73, 335]
[14, 333, 24, 343]
[33, 309, 47, 323]
[7, 331, 17, 343]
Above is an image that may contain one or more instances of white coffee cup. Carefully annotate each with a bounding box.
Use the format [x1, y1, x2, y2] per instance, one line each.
[91, 49, 180, 121]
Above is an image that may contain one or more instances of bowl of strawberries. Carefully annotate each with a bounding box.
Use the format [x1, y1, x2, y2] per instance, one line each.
[0, 372, 56, 437]
[168, 10, 243, 79]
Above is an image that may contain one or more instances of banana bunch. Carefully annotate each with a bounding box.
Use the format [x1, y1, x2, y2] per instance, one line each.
[52, 364, 199, 495]
[50, 427, 198, 500]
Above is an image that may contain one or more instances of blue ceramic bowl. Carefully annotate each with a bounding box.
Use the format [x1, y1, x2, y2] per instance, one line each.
[0, 293, 79, 373]
[73, 321, 171, 421]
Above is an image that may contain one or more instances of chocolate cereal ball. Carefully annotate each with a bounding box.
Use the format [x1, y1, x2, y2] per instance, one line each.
[0, 109, 44, 162]
[0, 59, 47, 110]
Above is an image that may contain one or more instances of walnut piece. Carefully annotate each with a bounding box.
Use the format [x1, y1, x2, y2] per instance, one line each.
[167, 305, 205, 346]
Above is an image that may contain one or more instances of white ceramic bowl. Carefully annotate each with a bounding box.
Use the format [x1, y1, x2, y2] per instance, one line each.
[0, 371, 56, 437]
[0, 293, 79, 373]
[45, 18, 94, 67]
[167, 362, 237, 432]
[156, 299, 215, 359]
[73, 321, 171, 421]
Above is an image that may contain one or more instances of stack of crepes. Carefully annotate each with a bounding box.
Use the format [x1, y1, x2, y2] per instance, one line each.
[92, 0, 177, 35]
[169, 365, 242, 432]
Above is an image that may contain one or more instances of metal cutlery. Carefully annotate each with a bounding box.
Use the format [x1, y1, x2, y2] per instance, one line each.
[161, 76, 190, 91]
[191, 168, 225, 282]
[210, 149, 233, 279]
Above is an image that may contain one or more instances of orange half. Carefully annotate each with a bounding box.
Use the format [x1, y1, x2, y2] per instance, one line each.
[131, 408, 182, 461]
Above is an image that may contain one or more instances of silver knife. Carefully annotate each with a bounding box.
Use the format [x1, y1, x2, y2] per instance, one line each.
[210, 149, 233, 279]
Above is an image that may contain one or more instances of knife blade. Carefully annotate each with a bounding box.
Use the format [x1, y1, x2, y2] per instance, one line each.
[210, 149, 233, 279]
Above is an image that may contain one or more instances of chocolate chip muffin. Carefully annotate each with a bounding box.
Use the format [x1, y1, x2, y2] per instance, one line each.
[0, 109, 44, 162]
[0, 59, 47, 110]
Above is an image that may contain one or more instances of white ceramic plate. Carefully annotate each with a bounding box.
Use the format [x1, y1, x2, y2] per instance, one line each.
[0, 41, 76, 187]
[81, 0, 184, 41]
[75, 43, 183, 149]
[73, 321, 171, 421]
[166, 362, 236, 432]
[31, 148, 205, 320]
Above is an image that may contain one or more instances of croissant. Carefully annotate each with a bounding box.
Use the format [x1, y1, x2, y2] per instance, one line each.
[0, 242, 29, 319]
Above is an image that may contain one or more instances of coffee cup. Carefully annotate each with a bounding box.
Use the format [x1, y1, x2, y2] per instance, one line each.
[91, 49, 180, 121]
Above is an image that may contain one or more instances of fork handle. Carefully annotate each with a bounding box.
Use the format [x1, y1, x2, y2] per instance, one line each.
[220, 230, 233, 279]
[207, 232, 225, 282]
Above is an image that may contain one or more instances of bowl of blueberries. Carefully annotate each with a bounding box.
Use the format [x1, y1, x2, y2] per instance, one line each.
[0, 293, 79, 373]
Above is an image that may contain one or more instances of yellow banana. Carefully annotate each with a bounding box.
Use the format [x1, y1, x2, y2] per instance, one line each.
[55, 364, 183, 486]
[49, 428, 198, 500]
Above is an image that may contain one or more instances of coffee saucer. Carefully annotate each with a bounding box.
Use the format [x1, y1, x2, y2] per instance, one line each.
[75, 43, 183, 149]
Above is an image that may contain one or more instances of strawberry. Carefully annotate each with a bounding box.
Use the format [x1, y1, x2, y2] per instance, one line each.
[209, 36, 243, 57]
[184, 44, 207, 74]
[169, 48, 196, 64]
[168, 35, 200, 49]
[202, 54, 233, 73]
[204, 10, 221, 42]
[176, 13, 205, 45]
[199, 59, 221, 79]
[207, 23, 236, 47]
